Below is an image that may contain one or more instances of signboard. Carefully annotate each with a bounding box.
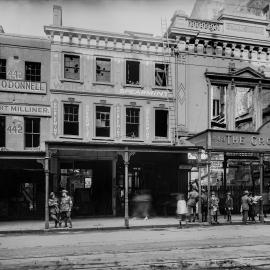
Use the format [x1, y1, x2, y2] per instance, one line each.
[120, 88, 168, 98]
[0, 79, 47, 94]
[0, 103, 51, 117]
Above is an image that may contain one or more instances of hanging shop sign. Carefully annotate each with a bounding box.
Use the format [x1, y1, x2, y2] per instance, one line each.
[0, 103, 51, 117]
[0, 79, 47, 94]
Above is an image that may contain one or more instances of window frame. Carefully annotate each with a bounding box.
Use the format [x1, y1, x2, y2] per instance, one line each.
[0, 115, 6, 148]
[24, 117, 40, 149]
[25, 61, 41, 82]
[125, 59, 141, 86]
[62, 53, 83, 83]
[94, 56, 112, 85]
[154, 109, 169, 139]
[62, 103, 80, 137]
[154, 62, 170, 88]
[94, 105, 111, 138]
[125, 107, 140, 139]
[0, 59, 7, 80]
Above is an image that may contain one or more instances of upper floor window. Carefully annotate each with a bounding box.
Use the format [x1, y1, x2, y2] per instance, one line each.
[63, 104, 79, 136]
[64, 54, 80, 80]
[25, 62, 41, 82]
[96, 106, 110, 137]
[25, 117, 40, 148]
[211, 85, 226, 129]
[262, 89, 270, 124]
[96, 58, 111, 82]
[0, 59, 6, 80]
[155, 110, 168, 138]
[126, 108, 140, 138]
[126, 60, 140, 85]
[155, 63, 169, 87]
[0, 116, 5, 147]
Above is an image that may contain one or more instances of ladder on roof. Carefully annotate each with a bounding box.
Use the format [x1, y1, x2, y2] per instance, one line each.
[161, 18, 177, 145]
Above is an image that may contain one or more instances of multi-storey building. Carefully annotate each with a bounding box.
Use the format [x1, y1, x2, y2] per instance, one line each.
[0, 28, 51, 219]
[43, 6, 196, 221]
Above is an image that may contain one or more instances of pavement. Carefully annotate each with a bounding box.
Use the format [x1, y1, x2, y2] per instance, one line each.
[0, 214, 269, 234]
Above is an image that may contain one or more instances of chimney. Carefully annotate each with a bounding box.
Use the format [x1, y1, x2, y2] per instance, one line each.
[53, 5, 62, 26]
[0, 25, 4, 33]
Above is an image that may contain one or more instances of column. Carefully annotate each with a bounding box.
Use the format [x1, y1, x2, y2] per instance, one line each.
[254, 83, 263, 130]
[259, 153, 264, 223]
[207, 151, 212, 223]
[198, 150, 202, 222]
[112, 156, 117, 216]
[124, 149, 129, 228]
[44, 145, 50, 230]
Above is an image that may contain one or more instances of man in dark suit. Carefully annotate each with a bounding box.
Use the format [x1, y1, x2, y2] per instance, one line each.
[241, 190, 251, 224]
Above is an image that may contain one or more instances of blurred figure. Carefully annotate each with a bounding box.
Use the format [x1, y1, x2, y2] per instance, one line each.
[132, 190, 152, 220]
[210, 191, 219, 224]
[241, 190, 251, 224]
[201, 189, 208, 222]
[48, 192, 59, 228]
[187, 188, 199, 222]
[176, 193, 187, 228]
[59, 190, 73, 228]
[225, 192, 233, 223]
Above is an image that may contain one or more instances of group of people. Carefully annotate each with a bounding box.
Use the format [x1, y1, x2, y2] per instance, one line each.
[176, 187, 261, 228]
[48, 190, 73, 228]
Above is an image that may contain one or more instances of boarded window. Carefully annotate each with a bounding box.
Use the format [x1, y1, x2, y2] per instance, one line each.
[96, 106, 110, 137]
[0, 116, 5, 147]
[126, 60, 140, 85]
[0, 59, 6, 80]
[155, 110, 168, 137]
[155, 63, 168, 87]
[64, 104, 79, 135]
[96, 58, 111, 82]
[25, 118, 40, 148]
[126, 108, 140, 138]
[64, 55, 80, 80]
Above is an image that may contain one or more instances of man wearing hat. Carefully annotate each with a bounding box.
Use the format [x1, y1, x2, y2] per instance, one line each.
[59, 189, 73, 228]
[210, 191, 219, 224]
[225, 192, 233, 223]
[201, 189, 208, 222]
[241, 190, 251, 224]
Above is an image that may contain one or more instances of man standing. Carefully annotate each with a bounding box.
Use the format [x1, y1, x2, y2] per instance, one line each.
[241, 190, 251, 224]
[59, 190, 73, 228]
[201, 189, 208, 222]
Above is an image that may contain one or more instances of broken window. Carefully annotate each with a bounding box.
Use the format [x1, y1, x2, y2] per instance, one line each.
[0, 59, 6, 79]
[63, 104, 79, 136]
[64, 55, 80, 80]
[126, 60, 140, 85]
[155, 110, 168, 138]
[25, 117, 40, 148]
[155, 63, 168, 87]
[262, 89, 270, 124]
[96, 106, 110, 137]
[25, 62, 41, 82]
[126, 108, 140, 138]
[0, 116, 5, 147]
[211, 85, 226, 129]
[235, 87, 254, 131]
[96, 58, 111, 82]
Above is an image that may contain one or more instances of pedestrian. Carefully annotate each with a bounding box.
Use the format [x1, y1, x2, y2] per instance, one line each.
[176, 193, 188, 228]
[59, 190, 73, 228]
[210, 191, 219, 224]
[241, 190, 251, 224]
[187, 188, 199, 222]
[201, 189, 208, 222]
[132, 190, 152, 220]
[248, 193, 257, 223]
[48, 192, 59, 228]
[225, 192, 233, 223]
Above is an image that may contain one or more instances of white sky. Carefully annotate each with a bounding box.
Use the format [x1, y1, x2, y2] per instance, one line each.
[0, 0, 195, 37]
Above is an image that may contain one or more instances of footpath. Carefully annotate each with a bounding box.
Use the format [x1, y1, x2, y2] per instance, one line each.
[0, 215, 269, 234]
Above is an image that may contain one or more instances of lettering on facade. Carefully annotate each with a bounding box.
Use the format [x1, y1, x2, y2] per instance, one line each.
[120, 88, 168, 98]
[0, 79, 47, 94]
[145, 107, 150, 141]
[85, 104, 90, 139]
[7, 118, 23, 135]
[52, 100, 58, 138]
[116, 104, 121, 139]
[226, 23, 264, 35]
[0, 104, 51, 117]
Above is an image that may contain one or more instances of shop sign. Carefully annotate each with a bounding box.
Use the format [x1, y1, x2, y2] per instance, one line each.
[212, 131, 270, 151]
[188, 150, 208, 160]
[0, 103, 51, 117]
[0, 79, 47, 94]
[120, 88, 168, 98]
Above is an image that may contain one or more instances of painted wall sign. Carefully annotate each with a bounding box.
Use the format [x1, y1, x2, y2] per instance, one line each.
[52, 100, 58, 138]
[0, 104, 51, 117]
[85, 104, 90, 139]
[145, 107, 150, 141]
[0, 79, 47, 94]
[116, 104, 121, 139]
[120, 88, 168, 98]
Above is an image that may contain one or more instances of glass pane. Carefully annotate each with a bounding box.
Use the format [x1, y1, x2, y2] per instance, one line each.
[25, 134, 32, 148]
[96, 58, 111, 82]
[25, 118, 33, 133]
[33, 134, 40, 147]
[155, 110, 168, 137]
[262, 89, 270, 124]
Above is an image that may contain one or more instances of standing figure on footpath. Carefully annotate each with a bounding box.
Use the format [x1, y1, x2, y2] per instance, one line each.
[210, 191, 219, 224]
[225, 192, 233, 223]
[201, 189, 208, 222]
[176, 193, 188, 229]
[48, 192, 59, 228]
[59, 190, 73, 228]
[187, 187, 199, 222]
[241, 190, 251, 225]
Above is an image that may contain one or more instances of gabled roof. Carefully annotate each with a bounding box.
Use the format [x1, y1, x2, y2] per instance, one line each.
[231, 66, 265, 79]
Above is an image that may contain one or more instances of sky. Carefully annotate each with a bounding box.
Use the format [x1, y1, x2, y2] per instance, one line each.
[0, 0, 196, 37]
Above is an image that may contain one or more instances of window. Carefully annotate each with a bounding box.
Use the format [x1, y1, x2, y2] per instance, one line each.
[96, 58, 111, 82]
[25, 62, 41, 82]
[63, 104, 79, 136]
[126, 108, 140, 138]
[126, 60, 140, 85]
[211, 85, 226, 129]
[25, 118, 40, 148]
[96, 106, 110, 137]
[0, 116, 5, 147]
[262, 89, 270, 124]
[155, 63, 168, 87]
[64, 55, 80, 80]
[155, 110, 168, 138]
[213, 99, 220, 117]
[0, 59, 6, 79]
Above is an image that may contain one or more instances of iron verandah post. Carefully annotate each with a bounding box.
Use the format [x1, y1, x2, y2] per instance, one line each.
[45, 144, 50, 230]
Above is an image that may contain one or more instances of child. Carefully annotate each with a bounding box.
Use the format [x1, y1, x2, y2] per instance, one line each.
[176, 193, 188, 228]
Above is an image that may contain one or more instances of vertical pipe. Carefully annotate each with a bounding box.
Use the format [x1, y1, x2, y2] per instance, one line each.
[259, 153, 264, 223]
[44, 146, 49, 230]
[198, 150, 202, 222]
[207, 151, 212, 223]
[124, 149, 129, 228]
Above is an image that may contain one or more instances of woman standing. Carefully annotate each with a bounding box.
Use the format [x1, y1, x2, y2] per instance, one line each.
[48, 192, 59, 228]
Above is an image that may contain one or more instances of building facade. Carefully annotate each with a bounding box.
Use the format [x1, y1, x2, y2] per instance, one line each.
[0, 29, 51, 219]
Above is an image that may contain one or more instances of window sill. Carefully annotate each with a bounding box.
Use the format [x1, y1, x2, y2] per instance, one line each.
[59, 135, 83, 140]
[122, 84, 143, 89]
[24, 147, 41, 151]
[92, 81, 114, 87]
[60, 78, 83, 84]
[92, 137, 115, 141]
[152, 139, 170, 143]
[152, 86, 172, 91]
[122, 138, 144, 142]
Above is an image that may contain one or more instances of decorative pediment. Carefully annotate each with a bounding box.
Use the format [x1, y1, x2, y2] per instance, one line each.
[231, 67, 265, 79]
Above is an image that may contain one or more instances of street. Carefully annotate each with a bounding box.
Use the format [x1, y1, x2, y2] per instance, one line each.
[1, 224, 270, 269]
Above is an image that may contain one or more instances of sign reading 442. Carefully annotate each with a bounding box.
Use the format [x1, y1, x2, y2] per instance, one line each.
[7, 120, 23, 134]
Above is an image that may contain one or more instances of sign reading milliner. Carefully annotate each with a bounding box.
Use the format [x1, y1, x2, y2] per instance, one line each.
[0, 79, 47, 94]
[0, 104, 51, 117]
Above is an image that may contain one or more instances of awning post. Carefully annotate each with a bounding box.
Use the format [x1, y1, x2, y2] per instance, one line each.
[259, 153, 264, 223]
[124, 148, 129, 228]
[44, 146, 49, 230]
[198, 149, 202, 223]
[207, 151, 211, 224]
